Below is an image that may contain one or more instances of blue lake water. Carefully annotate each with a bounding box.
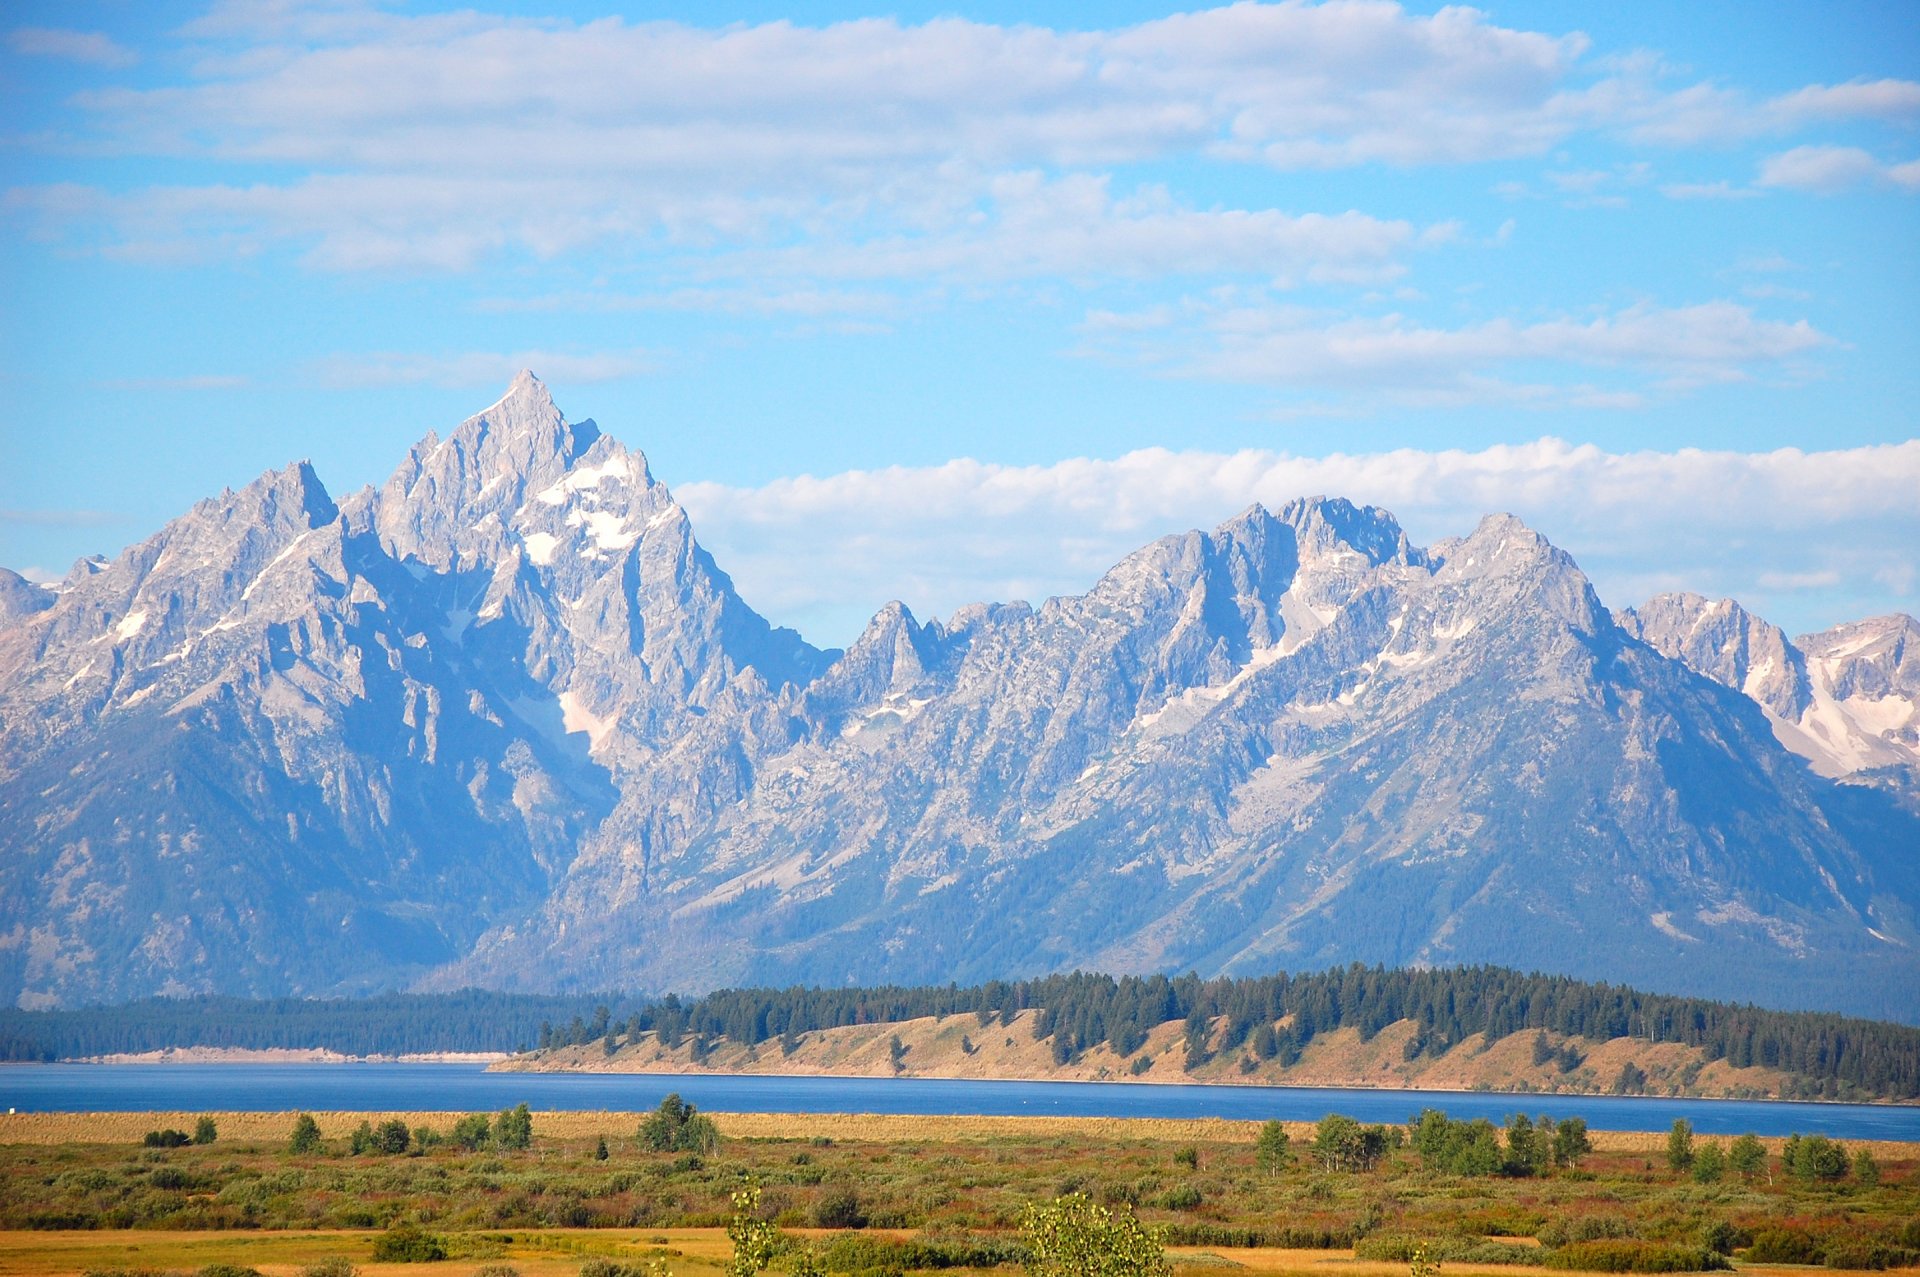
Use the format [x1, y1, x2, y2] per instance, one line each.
[2, 1064, 1915, 1139]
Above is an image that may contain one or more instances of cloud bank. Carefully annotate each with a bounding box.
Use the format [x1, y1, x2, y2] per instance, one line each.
[674, 439, 1920, 646]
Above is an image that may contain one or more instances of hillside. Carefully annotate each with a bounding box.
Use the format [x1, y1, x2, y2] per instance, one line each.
[505, 1009, 1809, 1103]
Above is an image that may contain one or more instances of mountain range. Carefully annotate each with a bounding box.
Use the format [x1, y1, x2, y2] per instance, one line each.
[3, 374, 1916, 1018]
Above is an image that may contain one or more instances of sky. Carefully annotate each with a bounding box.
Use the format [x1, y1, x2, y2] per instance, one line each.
[1, 0, 1916, 648]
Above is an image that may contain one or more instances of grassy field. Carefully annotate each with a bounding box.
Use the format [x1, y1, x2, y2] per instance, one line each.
[3, 1110, 1916, 1277]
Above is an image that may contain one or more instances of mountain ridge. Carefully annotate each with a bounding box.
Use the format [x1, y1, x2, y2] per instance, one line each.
[4, 374, 1916, 1018]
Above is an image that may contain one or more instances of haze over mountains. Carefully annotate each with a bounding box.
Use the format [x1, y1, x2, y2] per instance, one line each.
[2, 375, 1916, 1019]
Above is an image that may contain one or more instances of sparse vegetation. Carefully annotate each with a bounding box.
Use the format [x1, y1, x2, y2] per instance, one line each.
[1, 1101, 1912, 1277]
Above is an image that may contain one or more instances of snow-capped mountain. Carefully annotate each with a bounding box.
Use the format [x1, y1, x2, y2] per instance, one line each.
[1622, 594, 1920, 793]
[4, 376, 1917, 1018]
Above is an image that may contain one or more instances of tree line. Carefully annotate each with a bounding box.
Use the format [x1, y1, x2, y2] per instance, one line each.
[603, 965, 1920, 1100]
[0, 988, 644, 1061]
[6, 964, 1916, 1099]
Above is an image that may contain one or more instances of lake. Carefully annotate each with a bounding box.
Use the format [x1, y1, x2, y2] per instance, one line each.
[2, 1064, 1915, 1138]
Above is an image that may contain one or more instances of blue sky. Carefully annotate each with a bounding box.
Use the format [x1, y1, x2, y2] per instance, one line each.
[2, 0, 1916, 646]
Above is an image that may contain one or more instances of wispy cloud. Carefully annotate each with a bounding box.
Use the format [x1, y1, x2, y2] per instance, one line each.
[309, 348, 655, 389]
[672, 439, 1920, 645]
[15, 7, 1916, 274]
[0, 508, 125, 527]
[1076, 298, 1830, 405]
[103, 374, 249, 391]
[8, 26, 138, 68]
[1757, 145, 1920, 194]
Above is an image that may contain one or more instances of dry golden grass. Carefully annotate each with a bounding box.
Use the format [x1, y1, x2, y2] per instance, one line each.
[0, 1233, 1902, 1277]
[0, 1229, 734, 1277]
[505, 1014, 1807, 1105]
[4, 1109, 1916, 1157]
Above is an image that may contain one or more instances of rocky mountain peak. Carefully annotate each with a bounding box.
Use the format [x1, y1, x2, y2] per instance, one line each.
[1274, 495, 1416, 567]
[6, 377, 1919, 1021]
[0, 568, 54, 627]
[374, 373, 603, 567]
[1622, 592, 1811, 721]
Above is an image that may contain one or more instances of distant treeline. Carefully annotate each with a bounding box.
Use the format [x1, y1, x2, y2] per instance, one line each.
[611, 966, 1920, 1101]
[0, 989, 642, 1062]
[7, 966, 1917, 1101]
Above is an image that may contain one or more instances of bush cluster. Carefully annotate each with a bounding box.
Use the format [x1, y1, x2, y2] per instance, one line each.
[1541, 1241, 1730, 1273]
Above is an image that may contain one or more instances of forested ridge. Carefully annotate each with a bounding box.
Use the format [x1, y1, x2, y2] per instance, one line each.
[0, 990, 640, 1062]
[5, 966, 1916, 1101]
[608, 967, 1920, 1101]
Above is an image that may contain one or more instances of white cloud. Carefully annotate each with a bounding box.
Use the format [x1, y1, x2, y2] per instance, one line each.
[309, 348, 655, 388]
[20, 6, 1917, 273]
[1660, 180, 1757, 201]
[8, 26, 138, 67]
[1757, 145, 1920, 194]
[670, 439, 1920, 646]
[1079, 298, 1830, 401]
[103, 374, 249, 391]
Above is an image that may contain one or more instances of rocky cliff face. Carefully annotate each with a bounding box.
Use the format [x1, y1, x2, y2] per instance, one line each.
[5, 376, 1917, 1018]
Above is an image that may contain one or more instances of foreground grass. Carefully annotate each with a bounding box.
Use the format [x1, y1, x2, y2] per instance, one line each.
[2, 1112, 1916, 1276]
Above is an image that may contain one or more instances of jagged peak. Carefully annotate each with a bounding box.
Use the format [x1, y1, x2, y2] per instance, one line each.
[1271, 494, 1416, 566]
[189, 459, 338, 532]
[1799, 611, 1920, 652]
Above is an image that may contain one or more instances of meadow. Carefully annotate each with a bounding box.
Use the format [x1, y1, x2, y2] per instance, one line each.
[2, 1109, 1916, 1277]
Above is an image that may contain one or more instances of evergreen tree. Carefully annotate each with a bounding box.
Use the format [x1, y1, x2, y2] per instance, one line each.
[288, 1112, 322, 1154]
[1255, 1121, 1291, 1177]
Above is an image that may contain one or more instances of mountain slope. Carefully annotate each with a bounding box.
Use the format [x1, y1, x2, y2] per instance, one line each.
[5, 376, 1918, 1018]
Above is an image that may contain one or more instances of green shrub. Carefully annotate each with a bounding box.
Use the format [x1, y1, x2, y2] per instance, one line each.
[371, 1222, 448, 1263]
[142, 1129, 191, 1148]
[196, 1266, 263, 1277]
[193, 1117, 218, 1145]
[1542, 1241, 1729, 1272]
[817, 1232, 1027, 1273]
[1355, 1236, 1538, 1266]
[811, 1188, 868, 1230]
[298, 1259, 358, 1277]
[1823, 1245, 1915, 1271]
[1539, 1217, 1637, 1248]
[1746, 1229, 1824, 1264]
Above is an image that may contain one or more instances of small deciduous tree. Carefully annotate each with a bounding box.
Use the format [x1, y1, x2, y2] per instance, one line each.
[1021, 1193, 1171, 1277]
[494, 1102, 534, 1151]
[1503, 1114, 1546, 1177]
[1785, 1133, 1847, 1182]
[1665, 1119, 1694, 1173]
[638, 1093, 719, 1153]
[193, 1116, 218, 1145]
[1727, 1133, 1766, 1182]
[725, 1186, 780, 1277]
[452, 1113, 493, 1151]
[1550, 1118, 1592, 1170]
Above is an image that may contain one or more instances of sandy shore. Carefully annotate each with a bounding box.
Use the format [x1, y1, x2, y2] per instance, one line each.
[66, 1047, 509, 1065]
